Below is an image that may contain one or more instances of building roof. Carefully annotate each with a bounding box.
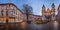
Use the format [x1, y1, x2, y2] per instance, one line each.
[0, 3, 24, 14]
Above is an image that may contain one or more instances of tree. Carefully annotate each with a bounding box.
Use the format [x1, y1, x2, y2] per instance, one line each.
[23, 4, 33, 24]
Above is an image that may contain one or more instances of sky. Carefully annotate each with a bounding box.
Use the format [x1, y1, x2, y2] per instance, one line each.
[0, 0, 60, 15]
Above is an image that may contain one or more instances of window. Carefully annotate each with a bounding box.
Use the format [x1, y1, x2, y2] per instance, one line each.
[10, 6, 16, 10]
[13, 7, 16, 10]
[1, 10, 3, 16]
[2, 6, 4, 10]
[1, 6, 4, 16]
[11, 7, 13, 9]
[6, 11, 8, 16]
[6, 6, 9, 10]
[11, 11, 15, 16]
[5, 6, 8, 16]
[12, 12, 14, 15]
[10, 7, 14, 10]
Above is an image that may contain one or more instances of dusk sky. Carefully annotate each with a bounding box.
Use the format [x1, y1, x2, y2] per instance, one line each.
[0, 0, 60, 15]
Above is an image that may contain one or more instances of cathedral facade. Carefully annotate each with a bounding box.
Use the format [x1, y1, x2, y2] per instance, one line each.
[42, 3, 60, 22]
[42, 3, 56, 21]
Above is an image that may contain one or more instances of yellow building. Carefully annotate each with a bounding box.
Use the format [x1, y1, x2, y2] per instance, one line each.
[0, 3, 24, 23]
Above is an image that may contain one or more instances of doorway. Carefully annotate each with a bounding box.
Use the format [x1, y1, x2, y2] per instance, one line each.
[6, 18, 8, 23]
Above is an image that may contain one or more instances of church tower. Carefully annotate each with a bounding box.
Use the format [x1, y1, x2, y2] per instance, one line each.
[42, 4, 46, 20]
[51, 3, 55, 20]
[51, 3, 55, 15]
[42, 4, 46, 16]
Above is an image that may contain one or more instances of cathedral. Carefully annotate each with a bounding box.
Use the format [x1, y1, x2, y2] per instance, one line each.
[42, 3, 60, 22]
[42, 3, 56, 21]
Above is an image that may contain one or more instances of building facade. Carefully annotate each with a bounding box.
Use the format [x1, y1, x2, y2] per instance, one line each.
[56, 4, 60, 23]
[1, 3, 60, 23]
[42, 3, 56, 21]
[27, 14, 42, 21]
[0, 3, 24, 23]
